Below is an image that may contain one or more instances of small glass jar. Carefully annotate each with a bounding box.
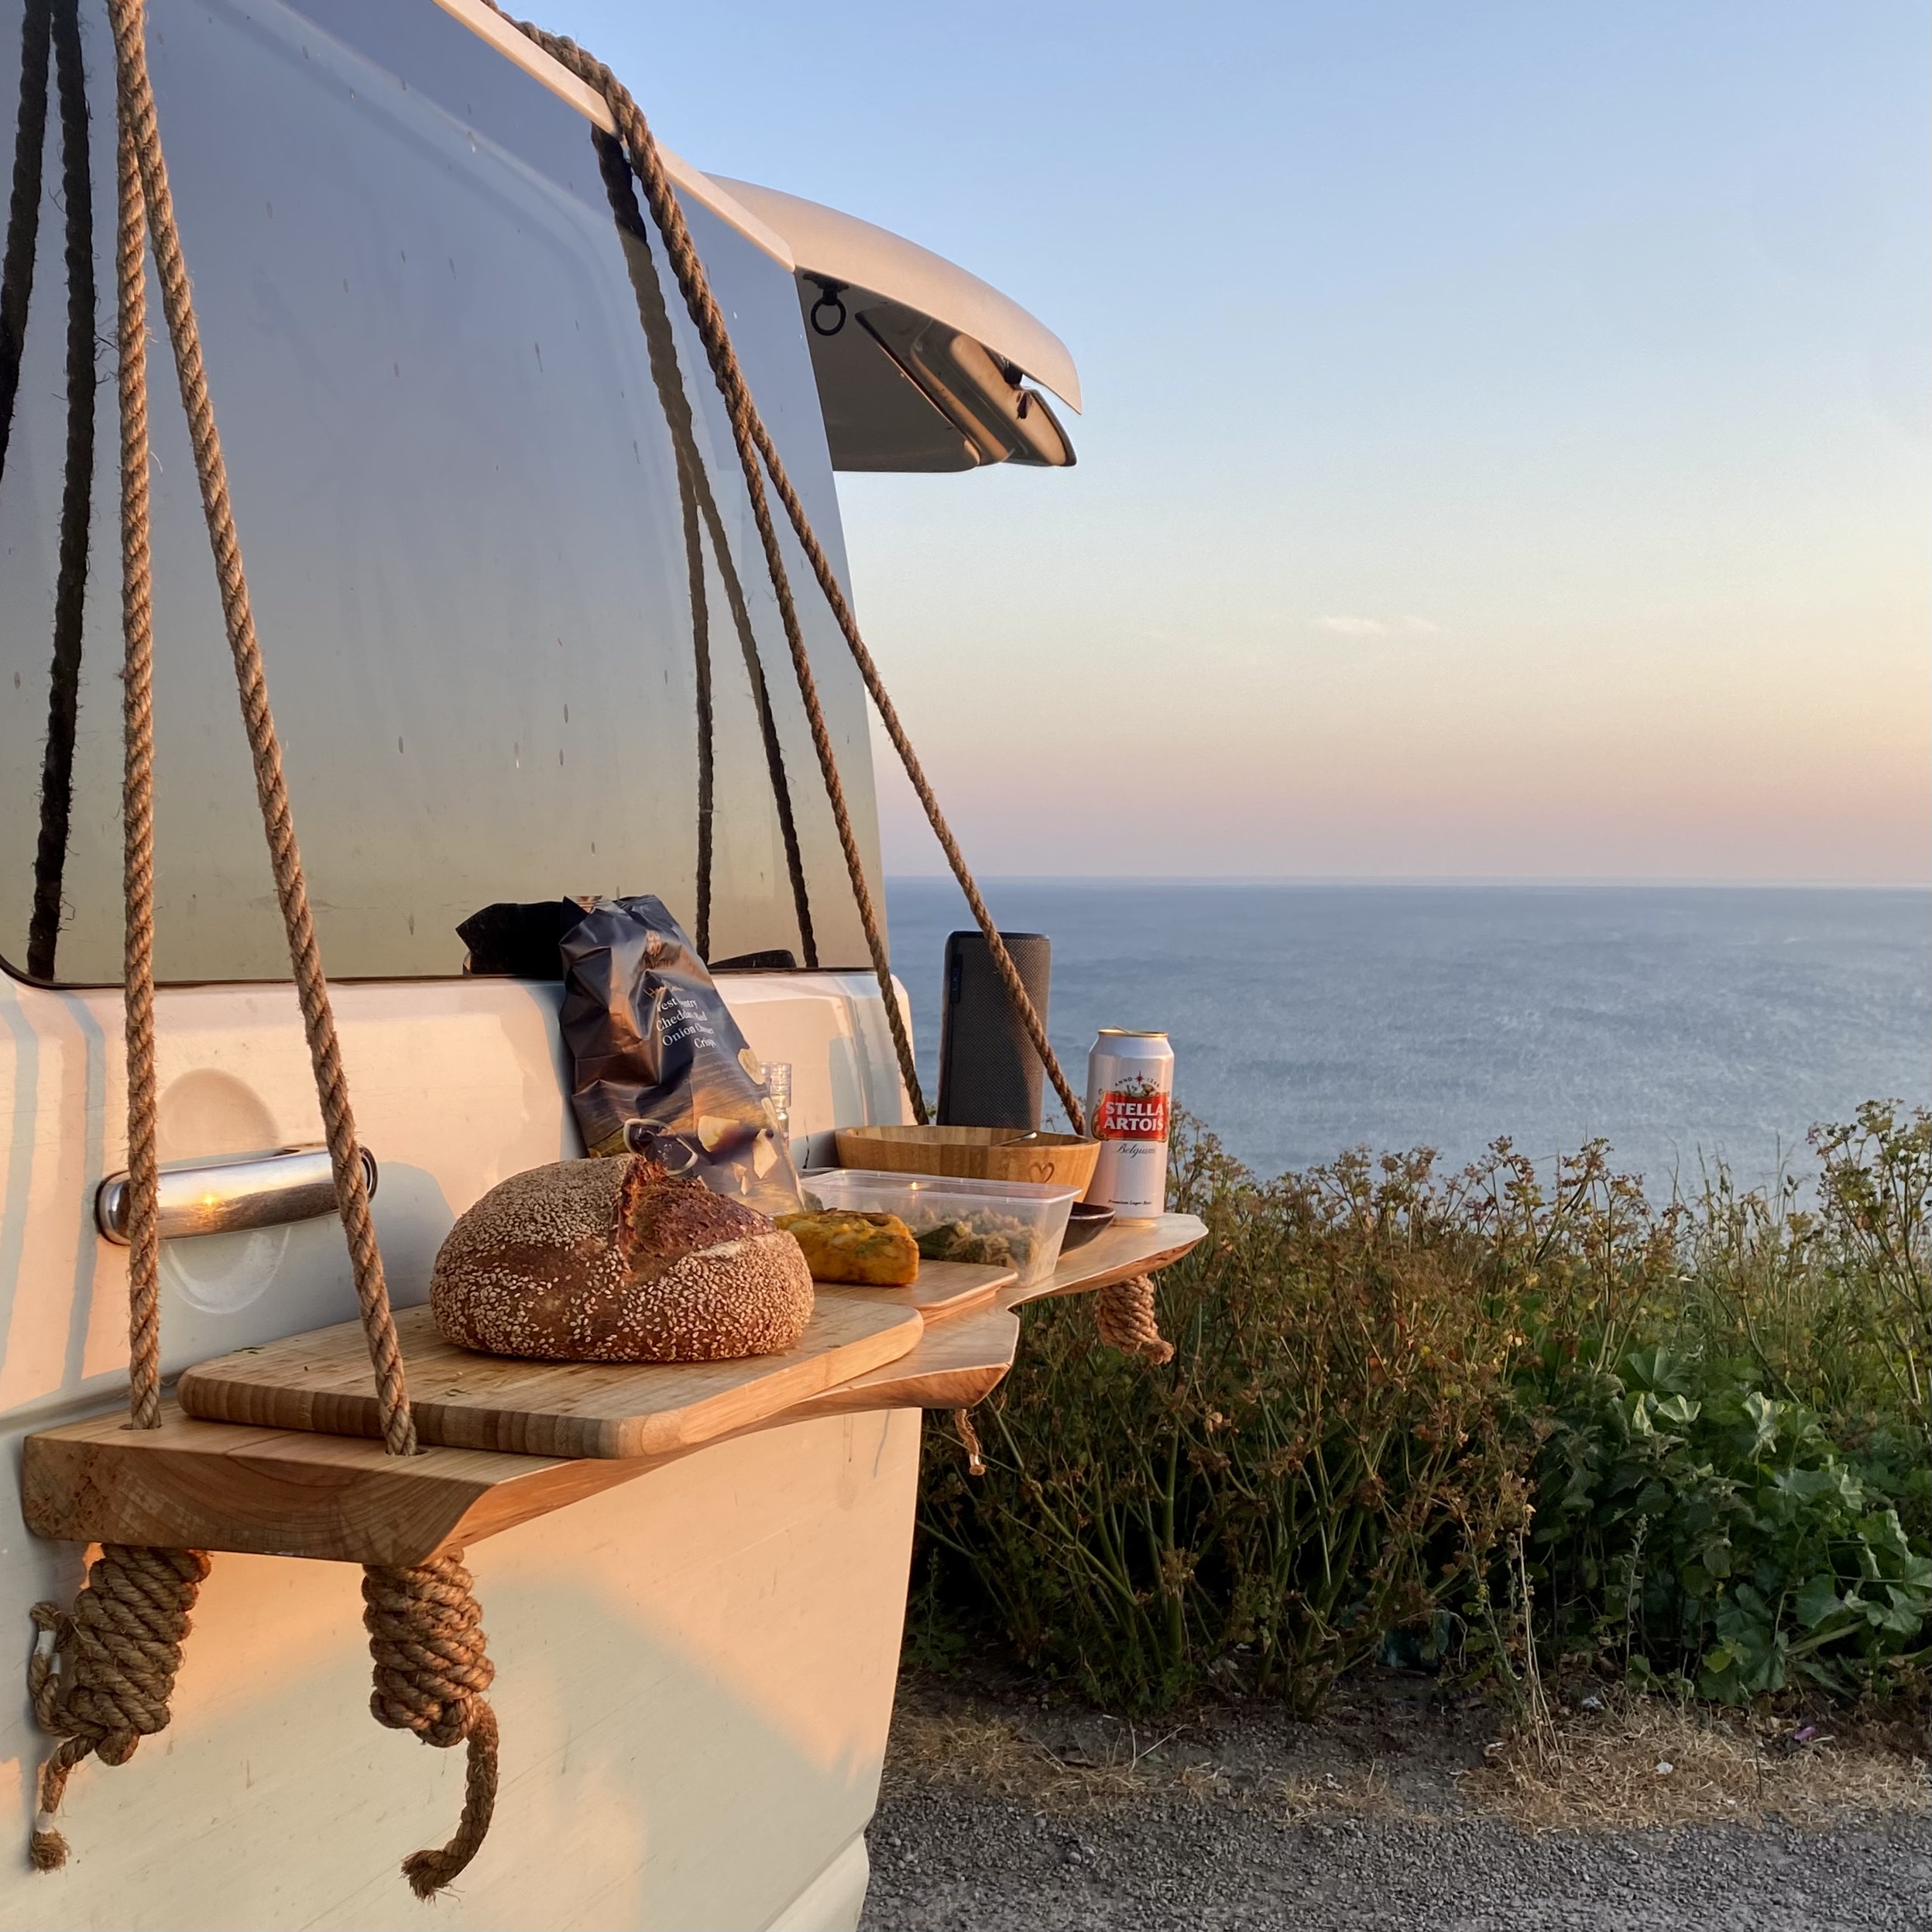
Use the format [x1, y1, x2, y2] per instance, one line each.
[760, 1062, 793, 1143]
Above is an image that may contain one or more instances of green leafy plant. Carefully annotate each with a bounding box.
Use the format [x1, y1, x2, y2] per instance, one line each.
[1534, 1358, 1930, 1700]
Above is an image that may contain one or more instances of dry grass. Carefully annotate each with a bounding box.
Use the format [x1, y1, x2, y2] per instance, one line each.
[884, 1661, 1924, 1839]
[887, 1695, 1262, 1817]
[1467, 1694, 1932, 1834]
[887, 1675, 1930, 1836]
[886, 1706, 1155, 1814]
[1277, 1762, 1402, 1823]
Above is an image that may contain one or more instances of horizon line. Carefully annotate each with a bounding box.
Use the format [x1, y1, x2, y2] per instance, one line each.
[881, 873, 1932, 891]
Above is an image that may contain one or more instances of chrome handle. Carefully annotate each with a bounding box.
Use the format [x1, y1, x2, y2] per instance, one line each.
[95, 1144, 379, 1245]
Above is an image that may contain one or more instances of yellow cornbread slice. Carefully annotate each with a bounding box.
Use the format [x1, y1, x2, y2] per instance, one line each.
[776, 1208, 920, 1286]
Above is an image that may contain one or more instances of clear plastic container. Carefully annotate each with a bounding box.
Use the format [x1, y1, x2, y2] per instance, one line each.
[801, 1169, 1078, 1289]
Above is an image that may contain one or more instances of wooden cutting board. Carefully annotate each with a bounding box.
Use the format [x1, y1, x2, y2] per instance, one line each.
[177, 1289, 923, 1460]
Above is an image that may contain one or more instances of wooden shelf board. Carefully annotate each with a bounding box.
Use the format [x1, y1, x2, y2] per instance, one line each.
[22, 1220, 1204, 1565]
[21, 1402, 710, 1565]
[786, 1300, 1021, 1420]
[1011, 1213, 1205, 1308]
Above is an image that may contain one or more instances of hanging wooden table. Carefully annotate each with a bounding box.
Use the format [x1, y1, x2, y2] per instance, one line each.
[21, 1216, 1204, 1565]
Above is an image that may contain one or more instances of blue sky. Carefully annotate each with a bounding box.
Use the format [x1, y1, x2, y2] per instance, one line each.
[552, 1, 1930, 880]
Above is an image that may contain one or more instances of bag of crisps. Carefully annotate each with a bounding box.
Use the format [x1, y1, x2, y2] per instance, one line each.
[459, 894, 801, 1216]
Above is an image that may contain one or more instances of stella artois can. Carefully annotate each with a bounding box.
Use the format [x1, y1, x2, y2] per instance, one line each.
[1084, 1029, 1175, 1222]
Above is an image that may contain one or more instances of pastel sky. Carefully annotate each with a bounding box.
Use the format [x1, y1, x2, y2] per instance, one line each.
[555, 1, 1930, 882]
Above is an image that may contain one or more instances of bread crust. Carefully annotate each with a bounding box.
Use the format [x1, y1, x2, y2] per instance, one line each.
[431, 1156, 814, 1362]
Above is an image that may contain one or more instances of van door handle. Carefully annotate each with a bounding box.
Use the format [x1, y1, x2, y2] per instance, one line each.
[95, 1144, 379, 1244]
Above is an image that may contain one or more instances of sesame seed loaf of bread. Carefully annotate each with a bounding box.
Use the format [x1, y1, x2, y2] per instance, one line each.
[431, 1155, 814, 1362]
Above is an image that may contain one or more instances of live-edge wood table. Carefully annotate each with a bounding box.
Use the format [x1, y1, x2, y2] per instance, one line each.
[21, 1213, 1205, 1567]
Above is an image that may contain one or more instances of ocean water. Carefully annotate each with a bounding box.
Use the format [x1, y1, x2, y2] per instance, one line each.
[884, 881, 1931, 1190]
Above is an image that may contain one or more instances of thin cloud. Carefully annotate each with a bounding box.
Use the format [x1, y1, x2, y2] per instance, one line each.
[1317, 615, 1450, 638]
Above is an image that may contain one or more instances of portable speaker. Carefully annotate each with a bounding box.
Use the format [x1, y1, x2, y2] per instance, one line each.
[937, 931, 1052, 1130]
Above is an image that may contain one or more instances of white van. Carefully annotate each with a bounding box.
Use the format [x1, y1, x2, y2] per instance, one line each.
[0, 2, 1079, 1925]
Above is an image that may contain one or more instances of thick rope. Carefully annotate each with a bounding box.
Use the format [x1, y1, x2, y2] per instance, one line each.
[1094, 1274, 1174, 1365]
[28, 12, 503, 1893]
[491, 10, 1082, 1132]
[119, 11, 506, 1886]
[114, 40, 160, 1428]
[490, 8, 925, 1116]
[493, 9, 1166, 1356]
[681, 444, 715, 959]
[362, 1554, 501, 1898]
[592, 131, 817, 965]
[687, 465, 820, 963]
[107, 0, 416, 1455]
[25, 0, 93, 983]
[20, 18, 184, 1875]
[27, 1545, 211, 1870]
[0, 0, 48, 472]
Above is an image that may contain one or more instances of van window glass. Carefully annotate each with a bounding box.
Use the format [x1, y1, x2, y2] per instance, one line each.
[0, 0, 882, 983]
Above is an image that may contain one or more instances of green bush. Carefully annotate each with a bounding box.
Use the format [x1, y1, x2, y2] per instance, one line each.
[1528, 1103, 1931, 1702]
[914, 1103, 1930, 1714]
[1535, 1357, 1930, 1701]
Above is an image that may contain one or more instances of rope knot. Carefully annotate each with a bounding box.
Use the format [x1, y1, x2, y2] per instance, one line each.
[1095, 1273, 1175, 1366]
[362, 1553, 494, 1746]
[362, 1553, 500, 1897]
[28, 1543, 211, 1870]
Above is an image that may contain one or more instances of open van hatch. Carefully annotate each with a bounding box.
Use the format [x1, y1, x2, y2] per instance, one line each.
[714, 176, 1080, 472]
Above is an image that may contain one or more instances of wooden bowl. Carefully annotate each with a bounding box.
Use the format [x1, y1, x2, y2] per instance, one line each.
[832, 1125, 1101, 1194]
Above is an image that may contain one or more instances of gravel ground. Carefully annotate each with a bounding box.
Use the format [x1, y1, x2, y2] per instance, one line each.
[860, 1670, 1932, 1932]
[863, 1793, 1932, 1930]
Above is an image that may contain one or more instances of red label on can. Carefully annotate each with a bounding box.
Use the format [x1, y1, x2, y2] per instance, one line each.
[1094, 1088, 1171, 1140]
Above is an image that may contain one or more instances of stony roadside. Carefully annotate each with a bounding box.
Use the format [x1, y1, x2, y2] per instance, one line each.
[859, 1669, 1932, 1932]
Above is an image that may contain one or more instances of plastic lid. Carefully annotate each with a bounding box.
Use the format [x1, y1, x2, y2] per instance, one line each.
[802, 1168, 1079, 1201]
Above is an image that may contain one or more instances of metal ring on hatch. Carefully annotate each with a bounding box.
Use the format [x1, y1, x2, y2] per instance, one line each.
[808, 278, 848, 336]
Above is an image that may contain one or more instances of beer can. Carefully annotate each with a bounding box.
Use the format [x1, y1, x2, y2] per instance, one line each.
[1084, 1029, 1175, 1222]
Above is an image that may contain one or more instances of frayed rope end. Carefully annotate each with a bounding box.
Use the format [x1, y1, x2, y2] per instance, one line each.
[950, 1406, 986, 1477]
[402, 1850, 455, 1902]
